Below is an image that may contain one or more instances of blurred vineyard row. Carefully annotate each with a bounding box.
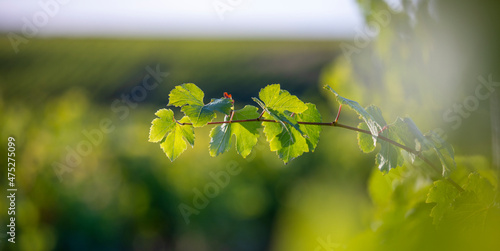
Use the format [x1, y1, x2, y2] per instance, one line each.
[1, 39, 380, 250]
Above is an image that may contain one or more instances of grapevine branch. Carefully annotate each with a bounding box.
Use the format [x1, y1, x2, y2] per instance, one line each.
[176, 116, 464, 192]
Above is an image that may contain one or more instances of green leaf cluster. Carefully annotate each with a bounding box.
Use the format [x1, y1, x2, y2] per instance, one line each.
[427, 173, 498, 227]
[364, 157, 499, 251]
[324, 85, 456, 176]
[254, 84, 322, 163]
[149, 83, 324, 163]
[150, 83, 458, 175]
[326, 86, 456, 176]
[151, 83, 500, 238]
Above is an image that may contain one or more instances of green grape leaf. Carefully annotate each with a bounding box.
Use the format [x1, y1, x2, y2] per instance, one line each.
[204, 98, 233, 115]
[426, 131, 456, 176]
[325, 86, 383, 144]
[209, 123, 231, 157]
[464, 173, 496, 203]
[357, 105, 387, 153]
[160, 128, 187, 162]
[263, 115, 309, 164]
[255, 92, 305, 163]
[376, 140, 403, 173]
[149, 109, 176, 143]
[357, 122, 376, 153]
[400, 117, 429, 151]
[167, 83, 204, 107]
[261, 103, 321, 163]
[231, 105, 262, 157]
[271, 108, 305, 137]
[252, 97, 301, 139]
[256, 94, 306, 163]
[148, 109, 195, 161]
[167, 83, 233, 127]
[427, 173, 498, 228]
[258, 84, 308, 114]
[386, 117, 430, 164]
[365, 105, 387, 126]
[449, 174, 498, 231]
[209, 105, 261, 158]
[295, 103, 322, 151]
[426, 180, 460, 224]
[178, 116, 195, 147]
[353, 105, 402, 172]
[253, 84, 309, 138]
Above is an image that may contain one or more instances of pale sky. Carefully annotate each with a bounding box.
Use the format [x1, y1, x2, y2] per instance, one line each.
[0, 0, 364, 38]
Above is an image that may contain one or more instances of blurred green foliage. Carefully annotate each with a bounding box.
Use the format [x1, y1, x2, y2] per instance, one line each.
[0, 38, 377, 251]
[312, 1, 500, 250]
[1, 1, 500, 250]
[0, 39, 338, 106]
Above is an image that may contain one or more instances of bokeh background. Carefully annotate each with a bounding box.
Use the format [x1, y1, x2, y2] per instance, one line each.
[1, 0, 499, 250]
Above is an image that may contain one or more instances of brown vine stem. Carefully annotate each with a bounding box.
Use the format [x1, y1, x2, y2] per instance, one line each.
[177, 118, 464, 192]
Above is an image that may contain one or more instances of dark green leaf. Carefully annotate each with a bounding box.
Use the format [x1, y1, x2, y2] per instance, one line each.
[426, 131, 456, 176]
[325, 86, 383, 145]
[209, 105, 261, 158]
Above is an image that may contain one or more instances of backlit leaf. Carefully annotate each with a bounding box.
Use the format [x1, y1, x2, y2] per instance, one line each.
[149, 109, 176, 143]
[167, 83, 233, 127]
[295, 103, 322, 151]
[263, 114, 309, 164]
[149, 109, 195, 161]
[258, 84, 308, 114]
